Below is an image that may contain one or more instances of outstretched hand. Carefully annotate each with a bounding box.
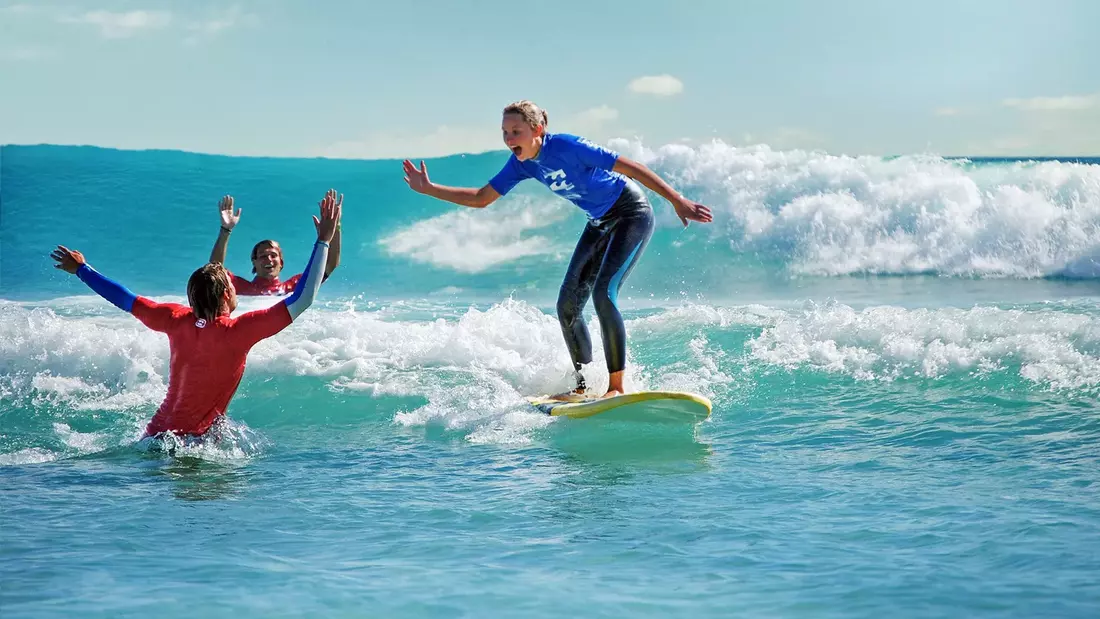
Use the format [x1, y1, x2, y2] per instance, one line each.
[50, 245, 86, 274]
[313, 189, 342, 243]
[673, 198, 714, 227]
[402, 159, 432, 194]
[218, 195, 241, 230]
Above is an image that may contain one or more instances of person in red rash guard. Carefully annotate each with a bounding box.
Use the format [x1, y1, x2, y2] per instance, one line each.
[208, 193, 342, 296]
[50, 189, 343, 439]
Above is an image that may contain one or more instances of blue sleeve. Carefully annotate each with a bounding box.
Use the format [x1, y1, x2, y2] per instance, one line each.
[283, 240, 330, 321]
[558, 134, 619, 170]
[488, 156, 529, 196]
[76, 264, 137, 313]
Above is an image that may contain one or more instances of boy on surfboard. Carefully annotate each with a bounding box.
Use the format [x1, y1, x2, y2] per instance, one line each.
[402, 100, 713, 399]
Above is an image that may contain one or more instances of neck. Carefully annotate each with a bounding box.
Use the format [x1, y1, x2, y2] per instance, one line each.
[530, 135, 545, 159]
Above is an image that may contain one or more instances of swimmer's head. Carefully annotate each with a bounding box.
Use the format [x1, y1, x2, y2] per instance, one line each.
[251, 240, 284, 279]
[502, 100, 547, 162]
[188, 263, 237, 321]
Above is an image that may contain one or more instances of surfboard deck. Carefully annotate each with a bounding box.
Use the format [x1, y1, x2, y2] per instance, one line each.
[527, 390, 712, 423]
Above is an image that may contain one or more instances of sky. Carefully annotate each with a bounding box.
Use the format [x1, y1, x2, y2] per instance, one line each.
[1, 0, 1098, 158]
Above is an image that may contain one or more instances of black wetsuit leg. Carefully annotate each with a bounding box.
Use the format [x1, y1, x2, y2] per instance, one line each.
[556, 181, 655, 379]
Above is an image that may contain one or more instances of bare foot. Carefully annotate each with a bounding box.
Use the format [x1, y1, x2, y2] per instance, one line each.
[600, 390, 623, 399]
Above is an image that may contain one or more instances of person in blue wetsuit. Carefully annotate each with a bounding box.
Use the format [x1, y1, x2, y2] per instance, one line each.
[402, 100, 713, 399]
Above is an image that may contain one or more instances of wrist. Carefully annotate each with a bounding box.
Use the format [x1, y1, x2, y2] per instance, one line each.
[220, 226, 233, 234]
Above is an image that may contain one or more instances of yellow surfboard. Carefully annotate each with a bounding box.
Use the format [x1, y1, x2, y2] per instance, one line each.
[527, 391, 712, 423]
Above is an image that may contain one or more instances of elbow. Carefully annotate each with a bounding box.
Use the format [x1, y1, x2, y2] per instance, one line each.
[614, 158, 645, 179]
[472, 188, 496, 208]
[324, 261, 339, 280]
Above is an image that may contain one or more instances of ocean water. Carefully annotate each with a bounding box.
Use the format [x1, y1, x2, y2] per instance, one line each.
[1, 143, 1099, 618]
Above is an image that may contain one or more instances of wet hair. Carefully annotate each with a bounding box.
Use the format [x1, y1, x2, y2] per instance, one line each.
[503, 100, 548, 130]
[187, 263, 231, 322]
[250, 239, 282, 274]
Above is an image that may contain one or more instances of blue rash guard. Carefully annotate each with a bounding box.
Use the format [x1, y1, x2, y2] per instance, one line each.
[488, 133, 627, 220]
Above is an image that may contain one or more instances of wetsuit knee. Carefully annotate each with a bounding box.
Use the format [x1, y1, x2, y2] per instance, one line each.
[592, 284, 615, 318]
[556, 285, 584, 326]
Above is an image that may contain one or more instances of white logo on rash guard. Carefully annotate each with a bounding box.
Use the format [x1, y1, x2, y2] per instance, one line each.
[544, 169, 575, 193]
[195, 318, 207, 328]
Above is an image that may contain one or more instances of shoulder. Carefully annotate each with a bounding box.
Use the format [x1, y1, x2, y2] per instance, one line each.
[132, 297, 193, 326]
[230, 275, 261, 296]
[544, 132, 569, 150]
[133, 296, 189, 316]
[549, 133, 605, 155]
[505, 153, 527, 171]
[548, 133, 583, 147]
[496, 153, 530, 177]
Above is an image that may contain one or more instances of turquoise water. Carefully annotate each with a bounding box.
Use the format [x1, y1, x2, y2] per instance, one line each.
[2, 143, 1099, 617]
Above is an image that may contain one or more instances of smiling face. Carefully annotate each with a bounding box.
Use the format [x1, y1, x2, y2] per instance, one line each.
[250, 241, 284, 279]
[502, 113, 544, 161]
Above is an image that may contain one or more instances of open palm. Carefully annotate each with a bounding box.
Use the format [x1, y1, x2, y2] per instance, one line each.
[219, 195, 241, 229]
[402, 159, 432, 194]
[673, 198, 714, 227]
[313, 189, 342, 243]
[50, 245, 86, 274]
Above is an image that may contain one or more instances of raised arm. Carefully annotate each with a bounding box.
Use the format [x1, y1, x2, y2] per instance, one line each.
[284, 189, 341, 320]
[51, 245, 181, 333]
[612, 157, 713, 227]
[209, 195, 241, 264]
[403, 159, 500, 208]
[312, 191, 343, 279]
[51, 245, 137, 312]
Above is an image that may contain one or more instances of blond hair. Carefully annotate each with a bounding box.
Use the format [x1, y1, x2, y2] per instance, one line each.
[187, 263, 232, 322]
[503, 100, 548, 129]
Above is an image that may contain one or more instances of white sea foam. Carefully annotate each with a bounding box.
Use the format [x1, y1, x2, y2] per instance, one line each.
[378, 195, 571, 273]
[613, 140, 1100, 278]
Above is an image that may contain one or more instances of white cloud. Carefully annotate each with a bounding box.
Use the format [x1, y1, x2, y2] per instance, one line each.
[64, 10, 173, 39]
[0, 4, 35, 15]
[571, 105, 618, 124]
[934, 107, 963, 117]
[319, 105, 621, 160]
[628, 74, 684, 96]
[768, 126, 828, 150]
[1002, 93, 1100, 112]
[962, 110, 1100, 156]
[46, 6, 250, 42]
[317, 125, 502, 160]
[183, 6, 257, 44]
[379, 199, 570, 273]
[561, 105, 620, 139]
[190, 9, 241, 35]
